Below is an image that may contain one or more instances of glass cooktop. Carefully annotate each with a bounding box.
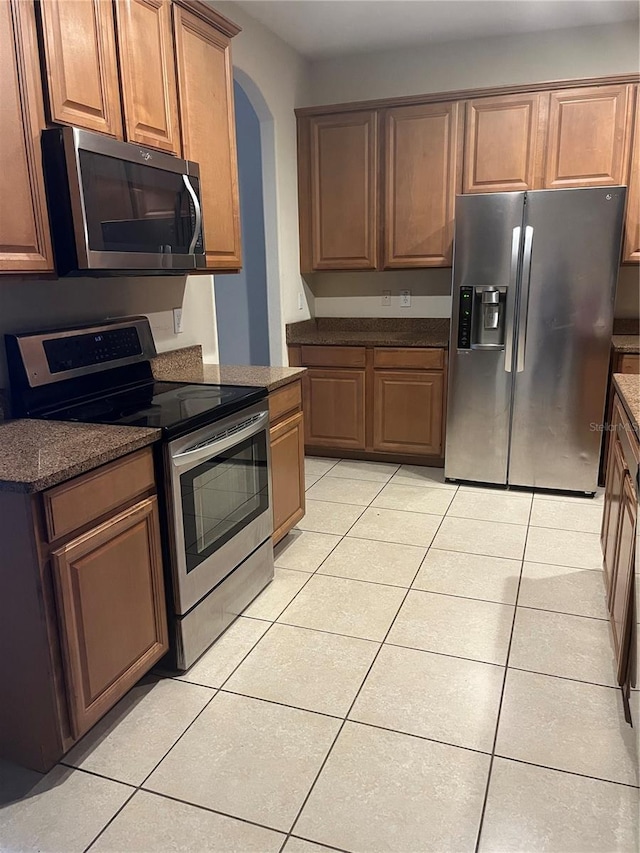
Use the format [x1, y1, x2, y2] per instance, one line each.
[42, 381, 267, 439]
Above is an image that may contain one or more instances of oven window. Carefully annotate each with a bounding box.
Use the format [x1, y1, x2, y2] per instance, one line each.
[78, 150, 199, 254]
[180, 432, 269, 573]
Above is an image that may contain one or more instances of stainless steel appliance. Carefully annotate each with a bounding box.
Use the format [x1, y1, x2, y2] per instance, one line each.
[446, 186, 626, 493]
[6, 317, 273, 670]
[41, 127, 205, 275]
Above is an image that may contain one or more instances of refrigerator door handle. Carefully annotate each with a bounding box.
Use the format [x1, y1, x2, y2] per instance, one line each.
[504, 226, 521, 373]
[516, 226, 534, 373]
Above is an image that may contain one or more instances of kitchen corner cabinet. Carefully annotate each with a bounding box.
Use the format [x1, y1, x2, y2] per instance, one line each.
[290, 345, 446, 462]
[115, 0, 181, 155]
[463, 92, 545, 193]
[173, 3, 242, 269]
[0, 0, 53, 273]
[601, 393, 638, 686]
[543, 84, 633, 189]
[299, 111, 379, 272]
[269, 381, 305, 544]
[623, 86, 640, 262]
[0, 447, 168, 771]
[37, 0, 123, 138]
[383, 102, 461, 267]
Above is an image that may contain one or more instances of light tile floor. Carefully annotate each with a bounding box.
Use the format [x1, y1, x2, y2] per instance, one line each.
[1, 456, 638, 852]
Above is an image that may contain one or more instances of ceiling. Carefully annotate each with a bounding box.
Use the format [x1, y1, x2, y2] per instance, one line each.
[234, 0, 640, 59]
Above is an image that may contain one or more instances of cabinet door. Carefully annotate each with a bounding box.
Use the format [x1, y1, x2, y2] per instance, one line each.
[270, 411, 305, 544]
[463, 93, 544, 193]
[373, 370, 444, 456]
[543, 85, 633, 189]
[602, 429, 626, 598]
[115, 0, 180, 154]
[610, 474, 637, 684]
[173, 5, 241, 269]
[0, 0, 53, 273]
[38, 0, 122, 137]
[302, 111, 378, 271]
[383, 102, 461, 268]
[303, 368, 366, 450]
[52, 497, 168, 739]
[623, 86, 640, 263]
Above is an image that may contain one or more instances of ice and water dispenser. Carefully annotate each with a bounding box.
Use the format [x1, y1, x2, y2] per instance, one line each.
[457, 286, 507, 349]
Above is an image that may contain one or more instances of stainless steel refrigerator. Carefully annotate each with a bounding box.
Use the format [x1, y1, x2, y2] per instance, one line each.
[445, 186, 626, 494]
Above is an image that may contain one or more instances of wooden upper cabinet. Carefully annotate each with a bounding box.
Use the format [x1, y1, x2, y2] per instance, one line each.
[38, 0, 122, 137]
[115, 0, 181, 154]
[463, 93, 544, 192]
[173, 4, 241, 269]
[623, 86, 640, 263]
[0, 0, 53, 273]
[543, 84, 633, 188]
[301, 111, 378, 271]
[383, 102, 462, 268]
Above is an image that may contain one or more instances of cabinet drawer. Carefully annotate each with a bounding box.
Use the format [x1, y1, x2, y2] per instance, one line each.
[43, 448, 155, 542]
[269, 380, 302, 424]
[300, 346, 366, 368]
[618, 354, 639, 374]
[373, 347, 444, 370]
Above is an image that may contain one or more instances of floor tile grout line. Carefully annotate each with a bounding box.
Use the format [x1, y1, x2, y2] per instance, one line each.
[280, 508, 452, 852]
[472, 496, 532, 853]
[81, 687, 221, 852]
[506, 665, 622, 691]
[82, 786, 138, 853]
[491, 754, 640, 790]
[516, 603, 609, 622]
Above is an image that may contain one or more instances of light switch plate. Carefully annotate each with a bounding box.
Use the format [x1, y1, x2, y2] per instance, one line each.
[400, 290, 411, 307]
[298, 292, 304, 310]
[381, 290, 391, 306]
[173, 308, 183, 334]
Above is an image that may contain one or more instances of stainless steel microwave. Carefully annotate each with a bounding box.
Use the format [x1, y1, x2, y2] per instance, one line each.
[42, 127, 206, 276]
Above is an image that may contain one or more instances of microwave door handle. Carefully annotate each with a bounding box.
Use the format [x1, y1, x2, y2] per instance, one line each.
[171, 411, 268, 470]
[182, 175, 202, 255]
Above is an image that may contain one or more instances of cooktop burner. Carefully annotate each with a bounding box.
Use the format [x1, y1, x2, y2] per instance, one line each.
[41, 380, 267, 439]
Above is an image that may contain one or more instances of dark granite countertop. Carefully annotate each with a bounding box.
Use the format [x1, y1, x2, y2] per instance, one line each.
[613, 374, 640, 441]
[151, 346, 306, 392]
[0, 420, 160, 494]
[612, 335, 640, 355]
[286, 318, 450, 348]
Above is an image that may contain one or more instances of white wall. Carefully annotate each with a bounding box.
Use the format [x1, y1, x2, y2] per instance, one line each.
[308, 21, 640, 105]
[211, 1, 313, 363]
[0, 274, 217, 387]
[305, 19, 640, 319]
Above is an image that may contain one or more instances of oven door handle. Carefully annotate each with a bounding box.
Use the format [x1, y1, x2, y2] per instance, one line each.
[171, 411, 268, 469]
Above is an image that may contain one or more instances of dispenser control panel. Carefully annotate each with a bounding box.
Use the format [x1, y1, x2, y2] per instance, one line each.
[457, 287, 473, 349]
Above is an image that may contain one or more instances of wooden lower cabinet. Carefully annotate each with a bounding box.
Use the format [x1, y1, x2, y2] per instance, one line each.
[269, 380, 306, 545]
[0, 447, 168, 771]
[601, 391, 639, 690]
[373, 370, 444, 455]
[52, 496, 167, 739]
[291, 345, 446, 462]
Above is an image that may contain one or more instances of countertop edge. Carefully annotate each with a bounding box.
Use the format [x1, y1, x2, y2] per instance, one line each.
[612, 374, 640, 442]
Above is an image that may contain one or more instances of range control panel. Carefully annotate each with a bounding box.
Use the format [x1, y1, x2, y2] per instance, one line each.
[43, 326, 142, 373]
[457, 287, 473, 349]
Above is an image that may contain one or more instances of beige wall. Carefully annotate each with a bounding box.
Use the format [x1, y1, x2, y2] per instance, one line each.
[308, 21, 640, 105]
[0, 274, 218, 388]
[305, 20, 640, 319]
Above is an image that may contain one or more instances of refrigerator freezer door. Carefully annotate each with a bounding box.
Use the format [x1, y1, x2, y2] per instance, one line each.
[445, 192, 525, 485]
[508, 186, 626, 492]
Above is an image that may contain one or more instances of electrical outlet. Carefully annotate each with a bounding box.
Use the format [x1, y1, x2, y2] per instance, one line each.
[400, 289, 411, 308]
[173, 307, 183, 334]
[381, 290, 391, 307]
[298, 292, 304, 310]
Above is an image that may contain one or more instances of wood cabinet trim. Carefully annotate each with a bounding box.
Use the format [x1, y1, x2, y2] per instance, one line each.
[172, 0, 241, 37]
[38, 0, 123, 137]
[115, 0, 181, 154]
[0, 0, 53, 273]
[295, 73, 640, 118]
[51, 496, 167, 738]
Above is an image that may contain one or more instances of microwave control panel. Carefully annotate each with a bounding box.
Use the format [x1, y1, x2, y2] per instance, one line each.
[44, 326, 143, 373]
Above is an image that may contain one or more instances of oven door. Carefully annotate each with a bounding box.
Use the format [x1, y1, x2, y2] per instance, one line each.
[166, 402, 272, 615]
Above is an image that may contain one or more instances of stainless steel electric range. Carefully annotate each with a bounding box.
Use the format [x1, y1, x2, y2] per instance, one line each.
[6, 316, 274, 670]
